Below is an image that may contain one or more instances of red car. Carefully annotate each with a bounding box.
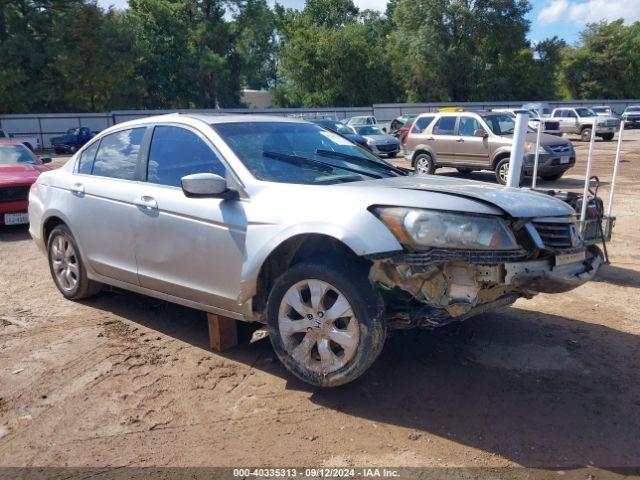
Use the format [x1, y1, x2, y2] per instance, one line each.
[0, 140, 52, 226]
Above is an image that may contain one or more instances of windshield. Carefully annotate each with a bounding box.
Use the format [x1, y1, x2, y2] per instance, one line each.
[0, 145, 38, 165]
[483, 114, 535, 135]
[356, 126, 383, 135]
[576, 108, 596, 117]
[212, 122, 399, 185]
[626, 107, 640, 112]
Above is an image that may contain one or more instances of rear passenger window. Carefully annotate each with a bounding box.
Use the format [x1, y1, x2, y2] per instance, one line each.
[433, 117, 456, 135]
[458, 117, 483, 137]
[412, 116, 435, 133]
[147, 126, 225, 187]
[92, 128, 145, 180]
[78, 141, 99, 174]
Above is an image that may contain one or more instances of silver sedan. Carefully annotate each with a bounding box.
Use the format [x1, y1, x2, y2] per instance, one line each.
[29, 114, 601, 387]
[352, 125, 400, 157]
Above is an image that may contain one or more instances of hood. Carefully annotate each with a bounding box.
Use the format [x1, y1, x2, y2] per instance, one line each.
[356, 175, 575, 218]
[0, 163, 49, 185]
[533, 133, 571, 147]
[364, 134, 398, 144]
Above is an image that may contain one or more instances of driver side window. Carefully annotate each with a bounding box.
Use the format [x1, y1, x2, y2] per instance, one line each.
[146, 126, 225, 188]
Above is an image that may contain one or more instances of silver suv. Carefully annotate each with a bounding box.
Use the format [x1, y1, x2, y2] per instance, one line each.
[29, 114, 601, 387]
[404, 111, 576, 184]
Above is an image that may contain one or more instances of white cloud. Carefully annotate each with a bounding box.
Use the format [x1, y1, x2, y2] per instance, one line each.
[353, 0, 389, 13]
[538, 0, 640, 26]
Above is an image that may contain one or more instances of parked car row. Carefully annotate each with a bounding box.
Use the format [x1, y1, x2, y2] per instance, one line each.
[26, 113, 602, 387]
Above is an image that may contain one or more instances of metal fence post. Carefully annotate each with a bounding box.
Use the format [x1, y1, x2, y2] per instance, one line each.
[506, 110, 529, 188]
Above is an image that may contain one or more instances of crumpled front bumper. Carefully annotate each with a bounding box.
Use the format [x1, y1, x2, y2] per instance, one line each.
[504, 246, 602, 293]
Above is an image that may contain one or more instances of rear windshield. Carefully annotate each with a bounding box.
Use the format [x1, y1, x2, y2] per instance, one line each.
[212, 122, 400, 185]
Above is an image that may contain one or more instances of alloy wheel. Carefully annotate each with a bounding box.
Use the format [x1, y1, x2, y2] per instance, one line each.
[498, 162, 509, 183]
[51, 234, 79, 292]
[416, 157, 431, 174]
[278, 279, 359, 375]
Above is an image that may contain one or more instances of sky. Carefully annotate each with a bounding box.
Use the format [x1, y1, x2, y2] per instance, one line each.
[96, 0, 640, 45]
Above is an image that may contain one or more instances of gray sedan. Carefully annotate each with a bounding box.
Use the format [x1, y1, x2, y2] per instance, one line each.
[352, 125, 400, 157]
[29, 114, 601, 387]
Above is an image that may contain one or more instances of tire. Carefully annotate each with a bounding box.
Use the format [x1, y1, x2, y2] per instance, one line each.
[414, 152, 436, 175]
[47, 225, 102, 300]
[580, 128, 592, 142]
[457, 168, 473, 174]
[267, 258, 386, 387]
[600, 133, 614, 141]
[495, 157, 511, 185]
[541, 172, 564, 181]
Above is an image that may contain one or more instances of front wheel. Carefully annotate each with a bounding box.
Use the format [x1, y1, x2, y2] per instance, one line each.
[495, 158, 510, 185]
[581, 128, 592, 142]
[267, 259, 386, 387]
[48, 225, 102, 300]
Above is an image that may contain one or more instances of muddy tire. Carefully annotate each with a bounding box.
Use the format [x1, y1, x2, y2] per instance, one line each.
[267, 258, 386, 387]
[47, 224, 102, 300]
[414, 153, 436, 175]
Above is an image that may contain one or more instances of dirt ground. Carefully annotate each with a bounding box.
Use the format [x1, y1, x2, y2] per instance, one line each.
[0, 130, 639, 471]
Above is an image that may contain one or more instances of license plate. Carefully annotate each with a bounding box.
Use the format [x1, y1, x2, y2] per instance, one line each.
[556, 251, 585, 266]
[4, 212, 29, 225]
[560, 155, 570, 164]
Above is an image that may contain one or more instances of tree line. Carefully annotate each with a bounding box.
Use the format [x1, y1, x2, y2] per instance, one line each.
[1, 0, 639, 113]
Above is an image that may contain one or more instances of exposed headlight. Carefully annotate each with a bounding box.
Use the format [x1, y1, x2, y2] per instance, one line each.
[366, 137, 375, 145]
[373, 207, 519, 250]
[524, 142, 547, 154]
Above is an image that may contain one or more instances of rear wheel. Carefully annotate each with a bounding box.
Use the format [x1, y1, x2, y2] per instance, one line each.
[267, 259, 386, 387]
[414, 153, 436, 175]
[600, 132, 614, 141]
[47, 225, 102, 300]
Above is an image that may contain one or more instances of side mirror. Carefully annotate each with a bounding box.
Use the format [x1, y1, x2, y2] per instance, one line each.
[181, 173, 237, 199]
[40, 157, 52, 164]
[474, 129, 488, 138]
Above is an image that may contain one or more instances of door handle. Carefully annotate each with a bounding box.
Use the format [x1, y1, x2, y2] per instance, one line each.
[427, 137, 435, 141]
[70, 183, 84, 195]
[456, 138, 464, 143]
[134, 196, 157, 210]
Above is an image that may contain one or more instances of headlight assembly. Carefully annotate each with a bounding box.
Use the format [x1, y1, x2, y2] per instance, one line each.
[524, 142, 547, 154]
[374, 207, 519, 251]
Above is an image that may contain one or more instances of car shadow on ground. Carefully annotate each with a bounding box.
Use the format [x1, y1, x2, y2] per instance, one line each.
[83, 289, 640, 469]
[0, 225, 31, 242]
[593, 263, 640, 288]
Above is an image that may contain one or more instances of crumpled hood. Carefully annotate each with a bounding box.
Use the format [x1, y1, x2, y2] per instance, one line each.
[360, 175, 575, 218]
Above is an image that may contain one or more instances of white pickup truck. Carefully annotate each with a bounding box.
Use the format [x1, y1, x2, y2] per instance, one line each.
[0, 129, 40, 151]
[550, 107, 619, 142]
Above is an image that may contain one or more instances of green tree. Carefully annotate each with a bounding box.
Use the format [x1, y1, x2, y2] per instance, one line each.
[559, 20, 640, 99]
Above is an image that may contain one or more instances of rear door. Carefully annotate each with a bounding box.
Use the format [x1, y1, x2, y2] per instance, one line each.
[67, 127, 147, 285]
[453, 116, 491, 165]
[132, 124, 246, 313]
[430, 116, 459, 164]
[404, 115, 435, 154]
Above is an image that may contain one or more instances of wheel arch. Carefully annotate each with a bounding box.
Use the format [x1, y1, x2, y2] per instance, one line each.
[491, 150, 511, 169]
[250, 233, 369, 322]
[411, 147, 435, 167]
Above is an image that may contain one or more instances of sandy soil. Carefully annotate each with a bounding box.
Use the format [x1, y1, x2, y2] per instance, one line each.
[0, 130, 639, 470]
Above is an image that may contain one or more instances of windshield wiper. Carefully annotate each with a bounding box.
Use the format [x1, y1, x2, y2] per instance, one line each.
[315, 149, 406, 176]
[263, 151, 383, 179]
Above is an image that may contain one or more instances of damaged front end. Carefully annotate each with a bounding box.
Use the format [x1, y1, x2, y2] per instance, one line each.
[368, 208, 602, 329]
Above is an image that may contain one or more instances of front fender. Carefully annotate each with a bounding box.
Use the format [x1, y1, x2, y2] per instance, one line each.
[238, 219, 402, 304]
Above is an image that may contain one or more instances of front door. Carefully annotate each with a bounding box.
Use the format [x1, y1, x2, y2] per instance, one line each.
[66, 127, 147, 285]
[453, 116, 491, 165]
[133, 124, 246, 313]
